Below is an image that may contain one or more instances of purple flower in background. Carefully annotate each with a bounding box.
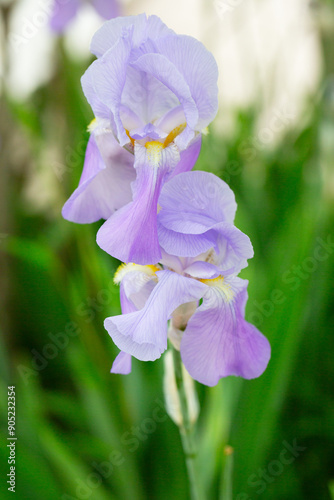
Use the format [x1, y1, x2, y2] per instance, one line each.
[78, 14, 218, 264]
[50, 0, 119, 32]
[107, 172, 271, 386]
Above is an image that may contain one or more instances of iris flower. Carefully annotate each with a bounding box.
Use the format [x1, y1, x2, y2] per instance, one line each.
[50, 0, 119, 32]
[64, 14, 218, 264]
[107, 172, 271, 386]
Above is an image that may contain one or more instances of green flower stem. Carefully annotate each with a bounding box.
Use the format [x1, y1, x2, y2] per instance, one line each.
[172, 347, 205, 500]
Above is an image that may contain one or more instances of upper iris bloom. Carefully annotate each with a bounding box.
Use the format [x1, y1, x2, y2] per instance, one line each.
[79, 14, 218, 264]
[106, 172, 271, 386]
[50, 0, 119, 32]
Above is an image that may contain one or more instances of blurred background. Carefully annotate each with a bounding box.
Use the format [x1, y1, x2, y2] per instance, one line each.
[0, 0, 333, 498]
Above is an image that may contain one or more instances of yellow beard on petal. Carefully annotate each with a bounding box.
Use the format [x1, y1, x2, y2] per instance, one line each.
[199, 276, 234, 302]
[145, 141, 164, 168]
[114, 263, 160, 284]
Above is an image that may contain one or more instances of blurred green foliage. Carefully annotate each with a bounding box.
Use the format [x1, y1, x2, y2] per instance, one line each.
[1, 9, 334, 500]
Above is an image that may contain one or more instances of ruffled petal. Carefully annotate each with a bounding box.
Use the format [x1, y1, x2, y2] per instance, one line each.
[181, 278, 271, 386]
[49, 0, 80, 32]
[90, 14, 172, 58]
[158, 220, 253, 269]
[97, 142, 180, 264]
[158, 171, 237, 233]
[155, 35, 219, 129]
[62, 129, 135, 223]
[110, 351, 132, 374]
[104, 270, 207, 361]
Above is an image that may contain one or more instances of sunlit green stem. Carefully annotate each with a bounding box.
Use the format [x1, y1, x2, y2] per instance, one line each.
[172, 347, 205, 500]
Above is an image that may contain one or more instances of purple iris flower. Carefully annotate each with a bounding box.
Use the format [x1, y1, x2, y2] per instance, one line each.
[50, 0, 119, 32]
[76, 14, 218, 264]
[106, 172, 271, 386]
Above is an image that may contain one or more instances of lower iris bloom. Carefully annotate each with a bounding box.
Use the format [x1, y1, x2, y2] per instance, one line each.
[106, 172, 271, 386]
[50, 0, 119, 32]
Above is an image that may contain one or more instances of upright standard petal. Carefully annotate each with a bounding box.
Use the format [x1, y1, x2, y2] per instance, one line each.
[62, 127, 135, 223]
[181, 278, 271, 386]
[85, 33, 134, 146]
[104, 270, 207, 362]
[155, 35, 219, 129]
[97, 141, 180, 264]
[131, 52, 199, 149]
[90, 14, 172, 58]
[81, 68, 112, 122]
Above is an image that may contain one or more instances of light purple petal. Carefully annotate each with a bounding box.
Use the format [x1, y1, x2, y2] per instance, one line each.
[119, 267, 158, 311]
[158, 171, 237, 234]
[159, 221, 253, 269]
[119, 104, 144, 133]
[85, 34, 133, 146]
[49, 0, 80, 32]
[171, 135, 201, 178]
[97, 142, 180, 264]
[157, 221, 215, 258]
[104, 270, 207, 361]
[91, 0, 120, 19]
[159, 251, 184, 274]
[114, 265, 159, 375]
[62, 129, 135, 223]
[184, 261, 221, 279]
[110, 351, 132, 374]
[210, 223, 254, 273]
[131, 53, 198, 149]
[155, 35, 219, 130]
[91, 14, 172, 58]
[155, 105, 186, 133]
[181, 278, 271, 386]
[120, 283, 137, 314]
[144, 14, 175, 41]
[81, 68, 111, 122]
[121, 65, 180, 126]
